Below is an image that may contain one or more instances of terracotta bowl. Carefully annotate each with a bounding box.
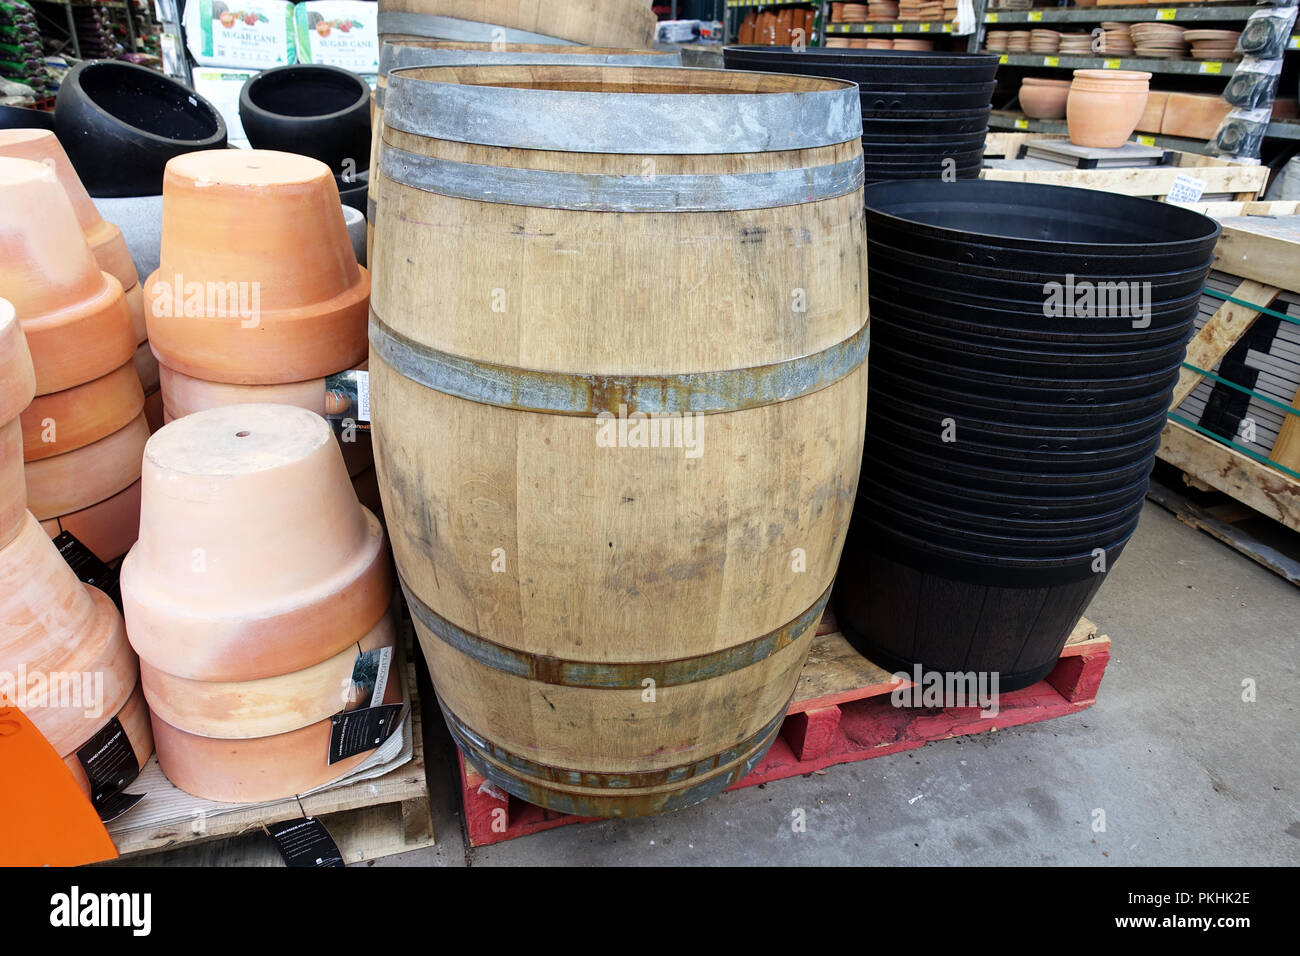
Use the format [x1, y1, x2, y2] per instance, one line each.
[0, 512, 99, 662]
[61, 681, 154, 798]
[120, 403, 392, 682]
[144, 150, 369, 386]
[24, 411, 148, 520]
[20, 360, 145, 462]
[1019, 79, 1071, 119]
[142, 605, 396, 739]
[0, 298, 36, 427]
[151, 659, 403, 803]
[0, 420, 25, 549]
[40, 478, 142, 563]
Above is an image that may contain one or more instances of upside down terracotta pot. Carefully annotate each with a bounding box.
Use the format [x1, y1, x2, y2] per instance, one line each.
[23, 411, 148, 520]
[0, 513, 139, 756]
[120, 404, 391, 682]
[0, 158, 137, 395]
[61, 681, 154, 799]
[1067, 70, 1151, 148]
[0, 130, 145, 338]
[149, 661, 403, 804]
[0, 300, 36, 547]
[20, 360, 144, 461]
[157, 361, 373, 477]
[40, 479, 142, 563]
[0, 421, 25, 549]
[144, 150, 369, 386]
[141, 606, 397, 739]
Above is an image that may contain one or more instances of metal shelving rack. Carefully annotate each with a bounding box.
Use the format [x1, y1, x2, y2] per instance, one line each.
[722, 1, 830, 45]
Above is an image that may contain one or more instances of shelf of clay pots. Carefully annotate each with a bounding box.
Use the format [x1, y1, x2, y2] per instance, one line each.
[995, 52, 1238, 74]
[984, 6, 1264, 25]
[990, 110, 1300, 143]
[825, 22, 956, 34]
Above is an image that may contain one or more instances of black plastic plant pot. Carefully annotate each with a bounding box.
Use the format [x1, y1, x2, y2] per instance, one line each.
[860, 83, 995, 112]
[863, 145, 986, 164]
[861, 112, 992, 136]
[831, 519, 1128, 692]
[866, 166, 984, 182]
[864, 452, 1154, 520]
[0, 104, 55, 131]
[54, 60, 227, 197]
[867, 239, 1216, 306]
[862, 126, 989, 146]
[867, 275, 1203, 341]
[867, 364, 1176, 428]
[240, 64, 371, 176]
[863, 179, 1221, 276]
[722, 45, 1000, 83]
[869, 316, 1193, 378]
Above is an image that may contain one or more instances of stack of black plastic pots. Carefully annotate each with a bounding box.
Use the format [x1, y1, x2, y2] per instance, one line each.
[721, 46, 997, 182]
[835, 179, 1221, 691]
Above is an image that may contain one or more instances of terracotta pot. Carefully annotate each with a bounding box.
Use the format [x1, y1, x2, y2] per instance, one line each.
[120, 404, 391, 682]
[1067, 70, 1151, 148]
[61, 681, 154, 799]
[157, 361, 373, 477]
[0, 298, 35, 427]
[142, 606, 396, 739]
[20, 360, 145, 462]
[0, 513, 138, 755]
[0, 420, 25, 549]
[40, 479, 142, 563]
[151, 660, 403, 803]
[1161, 92, 1233, 141]
[1019, 78, 1072, 119]
[143, 150, 369, 386]
[24, 411, 148, 520]
[1137, 90, 1170, 133]
[0, 159, 137, 395]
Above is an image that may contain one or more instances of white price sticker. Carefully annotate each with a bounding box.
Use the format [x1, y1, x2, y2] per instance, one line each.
[1166, 173, 1207, 204]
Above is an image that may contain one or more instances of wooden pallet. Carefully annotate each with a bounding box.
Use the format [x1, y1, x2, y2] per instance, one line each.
[981, 133, 1267, 202]
[105, 625, 434, 865]
[457, 613, 1110, 847]
[1158, 215, 1300, 536]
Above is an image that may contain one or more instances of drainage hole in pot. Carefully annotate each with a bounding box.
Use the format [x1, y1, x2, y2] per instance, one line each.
[235, 430, 250, 438]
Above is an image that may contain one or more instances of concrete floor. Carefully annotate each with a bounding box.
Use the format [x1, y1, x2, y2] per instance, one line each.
[139, 500, 1299, 866]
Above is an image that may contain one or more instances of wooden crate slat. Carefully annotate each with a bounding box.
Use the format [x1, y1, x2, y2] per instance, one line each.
[1171, 279, 1282, 408]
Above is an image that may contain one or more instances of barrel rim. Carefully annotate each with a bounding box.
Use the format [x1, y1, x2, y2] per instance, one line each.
[383, 64, 864, 153]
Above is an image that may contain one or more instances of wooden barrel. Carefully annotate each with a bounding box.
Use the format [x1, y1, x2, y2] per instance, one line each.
[367, 41, 681, 260]
[372, 64, 868, 817]
[377, 0, 658, 48]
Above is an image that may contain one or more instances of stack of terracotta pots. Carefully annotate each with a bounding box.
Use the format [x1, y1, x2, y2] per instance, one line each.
[0, 130, 160, 433]
[142, 150, 376, 509]
[120, 404, 399, 803]
[1067, 70, 1152, 148]
[0, 297, 153, 799]
[0, 157, 146, 563]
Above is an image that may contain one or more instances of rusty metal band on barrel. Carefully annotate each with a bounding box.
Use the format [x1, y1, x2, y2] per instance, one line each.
[377, 12, 578, 45]
[441, 693, 790, 799]
[402, 577, 830, 689]
[369, 315, 868, 416]
[379, 143, 865, 211]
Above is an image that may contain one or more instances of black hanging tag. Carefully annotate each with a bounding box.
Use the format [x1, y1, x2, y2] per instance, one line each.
[266, 817, 344, 867]
[74, 716, 143, 821]
[52, 531, 122, 610]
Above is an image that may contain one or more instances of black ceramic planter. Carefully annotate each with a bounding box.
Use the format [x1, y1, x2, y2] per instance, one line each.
[0, 104, 55, 131]
[240, 64, 371, 177]
[861, 128, 990, 148]
[54, 60, 227, 197]
[722, 46, 1000, 83]
[859, 83, 995, 112]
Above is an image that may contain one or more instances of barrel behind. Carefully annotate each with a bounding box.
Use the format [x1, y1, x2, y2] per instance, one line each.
[377, 0, 658, 47]
[367, 41, 681, 260]
[371, 64, 869, 816]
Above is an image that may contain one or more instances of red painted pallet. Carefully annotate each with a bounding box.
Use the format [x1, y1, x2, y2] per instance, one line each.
[457, 613, 1111, 847]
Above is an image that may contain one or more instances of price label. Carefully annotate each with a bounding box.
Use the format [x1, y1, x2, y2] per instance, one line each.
[1290, 36, 1300, 51]
[1043, 56, 1059, 66]
[1028, 11, 1043, 22]
[1103, 58, 1122, 69]
[943, 23, 953, 33]
[986, 13, 999, 23]
[920, 23, 931, 32]
[1136, 134, 1156, 146]
[999, 53, 1009, 64]
[864, 23, 874, 32]
[1015, 117, 1030, 130]
[1167, 173, 1208, 204]
[1156, 8, 1177, 20]
[892, 23, 903, 32]
[1199, 61, 1223, 74]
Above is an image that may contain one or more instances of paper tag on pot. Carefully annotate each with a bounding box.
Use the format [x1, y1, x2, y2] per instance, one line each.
[52, 531, 121, 611]
[341, 646, 392, 712]
[327, 703, 404, 764]
[1167, 173, 1208, 203]
[266, 817, 344, 867]
[324, 369, 370, 429]
[75, 717, 144, 821]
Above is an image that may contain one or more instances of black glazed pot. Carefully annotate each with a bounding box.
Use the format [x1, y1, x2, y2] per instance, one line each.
[240, 64, 371, 177]
[0, 104, 55, 131]
[722, 46, 1000, 83]
[54, 60, 227, 197]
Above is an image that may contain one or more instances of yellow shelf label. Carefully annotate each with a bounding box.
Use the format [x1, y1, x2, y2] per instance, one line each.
[1028, 11, 1043, 22]
[892, 23, 903, 32]
[1290, 36, 1300, 51]
[1156, 8, 1176, 20]
[920, 23, 931, 32]
[1015, 117, 1030, 130]
[1200, 61, 1223, 74]
[864, 24, 874, 32]
[986, 12, 998, 23]
[1044, 56, 1059, 66]
[1136, 135, 1156, 146]
[999, 53, 1009, 64]
[1103, 58, 1122, 69]
[942, 23, 953, 33]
